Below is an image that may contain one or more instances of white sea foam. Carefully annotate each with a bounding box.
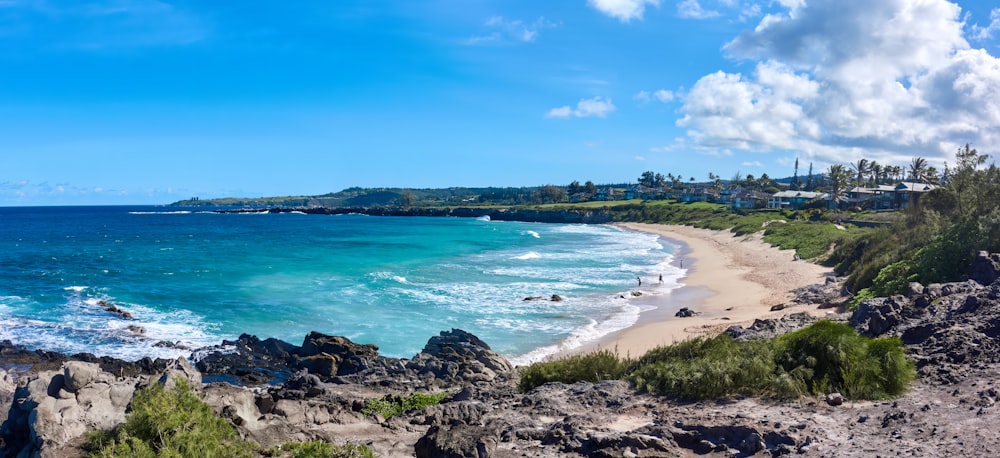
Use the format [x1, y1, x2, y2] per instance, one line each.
[524, 230, 540, 239]
[476, 215, 491, 222]
[128, 211, 193, 215]
[64, 286, 88, 292]
[514, 252, 541, 260]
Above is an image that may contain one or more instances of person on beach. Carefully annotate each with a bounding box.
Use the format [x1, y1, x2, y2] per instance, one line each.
[658, 274, 663, 284]
[637, 276, 642, 287]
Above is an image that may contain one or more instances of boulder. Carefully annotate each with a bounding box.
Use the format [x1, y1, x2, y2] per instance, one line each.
[1, 362, 139, 456]
[971, 251, 1000, 286]
[414, 423, 498, 458]
[675, 307, 697, 318]
[851, 296, 906, 337]
[297, 332, 382, 377]
[406, 329, 514, 384]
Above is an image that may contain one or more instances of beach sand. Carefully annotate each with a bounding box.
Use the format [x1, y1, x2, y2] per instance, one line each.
[568, 222, 834, 358]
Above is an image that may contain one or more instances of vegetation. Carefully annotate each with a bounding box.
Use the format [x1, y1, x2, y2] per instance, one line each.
[517, 348, 632, 392]
[87, 380, 374, 458]
[835, 144, 999, 299]
[520, 321, 915, 401]
[360, 391, 450, 419]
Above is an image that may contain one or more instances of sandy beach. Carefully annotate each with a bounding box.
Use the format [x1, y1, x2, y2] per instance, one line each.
[570, 222, 834, 358]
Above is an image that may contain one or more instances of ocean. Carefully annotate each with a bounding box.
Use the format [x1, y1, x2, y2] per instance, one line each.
[0, 206, 683, 365]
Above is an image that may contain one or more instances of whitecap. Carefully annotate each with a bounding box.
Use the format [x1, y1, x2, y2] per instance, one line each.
[64, 286, 88, 292]
[514, 252, 541, 260]
[524, 230, 540, 239]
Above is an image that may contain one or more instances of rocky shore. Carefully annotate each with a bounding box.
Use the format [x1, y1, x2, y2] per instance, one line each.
[2, 253, 1000, 457]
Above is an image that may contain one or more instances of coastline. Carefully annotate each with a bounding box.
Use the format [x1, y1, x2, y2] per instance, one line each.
[565, 222, 834, 358]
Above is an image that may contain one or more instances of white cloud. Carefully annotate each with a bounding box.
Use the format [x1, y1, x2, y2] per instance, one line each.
[677, 0, 720, 20]
[546, 96, 617, 118]
[587, 0, 660, 22]
[969, 8, 1000, 42]
[676, 0, 1000, 168]
[465, 16, 556, 45]
[634, 89, 675, 103]
[742, 161, 764, 167]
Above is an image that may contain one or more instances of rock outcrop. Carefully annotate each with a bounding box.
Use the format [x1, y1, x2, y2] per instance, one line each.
[5, 253, 1000, 457]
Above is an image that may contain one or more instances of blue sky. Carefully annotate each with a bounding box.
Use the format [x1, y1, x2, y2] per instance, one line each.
[1, 0, 999, 205]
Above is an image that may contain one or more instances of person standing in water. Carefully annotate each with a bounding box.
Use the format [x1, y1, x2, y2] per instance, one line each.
[659, 274, 663, 284]
[637, 276, 642, 287]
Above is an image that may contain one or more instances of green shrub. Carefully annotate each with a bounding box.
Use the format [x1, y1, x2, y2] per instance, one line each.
[87, 380, 257, 458]
[88, 381, 377, 458]
[626, 335, 794, 399]
[517, 348, 630, 392]
[519, 321, 917, 401]
[847, 288, 876, 311]
[775, 321, 914, 399]
[361, 392, 450, 419]
[270, 441, 376, 458]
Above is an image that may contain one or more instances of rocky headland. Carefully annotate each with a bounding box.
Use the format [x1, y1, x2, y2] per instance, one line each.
[2, 253, 1000, 457]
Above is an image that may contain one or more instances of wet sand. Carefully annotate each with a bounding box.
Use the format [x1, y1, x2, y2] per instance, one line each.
[566, 223, 833, 358]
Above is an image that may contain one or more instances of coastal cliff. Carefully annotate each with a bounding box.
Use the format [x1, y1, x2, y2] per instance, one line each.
[2, 253, 1000, 457]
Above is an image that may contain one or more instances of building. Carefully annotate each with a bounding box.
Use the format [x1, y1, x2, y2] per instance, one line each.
[767, 190, 829, 210]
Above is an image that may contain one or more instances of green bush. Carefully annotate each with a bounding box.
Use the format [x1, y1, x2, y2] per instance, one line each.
[361, 392, 450, 419]
[87, 380, 256, 458]
[519, 321, 916, 401]
[88, 381, 377, 458]
[517, 348, 630, 392]
[270, 441, 376, 458]
[775, 321, 914, 399]
[627, 335, 794, 399]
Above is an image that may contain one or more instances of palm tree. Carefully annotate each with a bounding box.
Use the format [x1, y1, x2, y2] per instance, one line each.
[851, 159, 869, 188]
[909, 157, 929, 183]
[869, 161, 881, 186]
[827, 164, 851, 210]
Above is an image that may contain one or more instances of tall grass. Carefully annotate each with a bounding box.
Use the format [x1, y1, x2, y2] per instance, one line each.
[518, 348, 632, 392]
[518, 321, 916, 401]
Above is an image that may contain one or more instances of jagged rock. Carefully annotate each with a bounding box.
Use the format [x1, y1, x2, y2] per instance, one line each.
[827, 392, 846, 406]
[725, 312, 819, 341]
[675, 307, 697, 318]
[550, 294, 563, 302]
[406, 329, 514, 385]
[159, 357, 203, 390]
[1, 362, 139, 456]
[770, 303, 788, 311]
[851, 295, 907, 337]
[414, 423, 498, 458]
[297, 332, 382, 377]
[195, 333, 302, 385]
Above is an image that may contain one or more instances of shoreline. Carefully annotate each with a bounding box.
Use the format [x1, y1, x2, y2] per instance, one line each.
[564, 223, 834, 358]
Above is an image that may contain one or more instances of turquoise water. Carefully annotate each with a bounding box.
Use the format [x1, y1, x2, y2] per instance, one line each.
[0, 206, 682, 364]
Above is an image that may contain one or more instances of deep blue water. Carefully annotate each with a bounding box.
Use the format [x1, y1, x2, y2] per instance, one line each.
[0, 206, 681, 364]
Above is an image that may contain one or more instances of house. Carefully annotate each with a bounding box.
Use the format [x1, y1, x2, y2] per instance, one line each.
[674, 185, 718, 203]
[893, 182, 937, 208]
[593, 187, 617, 201]
[727, 189, 769, 209]
[768, 190, 829, 210]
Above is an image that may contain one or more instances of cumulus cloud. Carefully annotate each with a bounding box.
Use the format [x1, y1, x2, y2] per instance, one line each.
[634, 89, 675, 103]
[546, 96, 617, 118]
[587, 0, 660, 22]
[677, 0, 720, 20]
[464, 16, 556, 45]
[676, 0, 1000, 167]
